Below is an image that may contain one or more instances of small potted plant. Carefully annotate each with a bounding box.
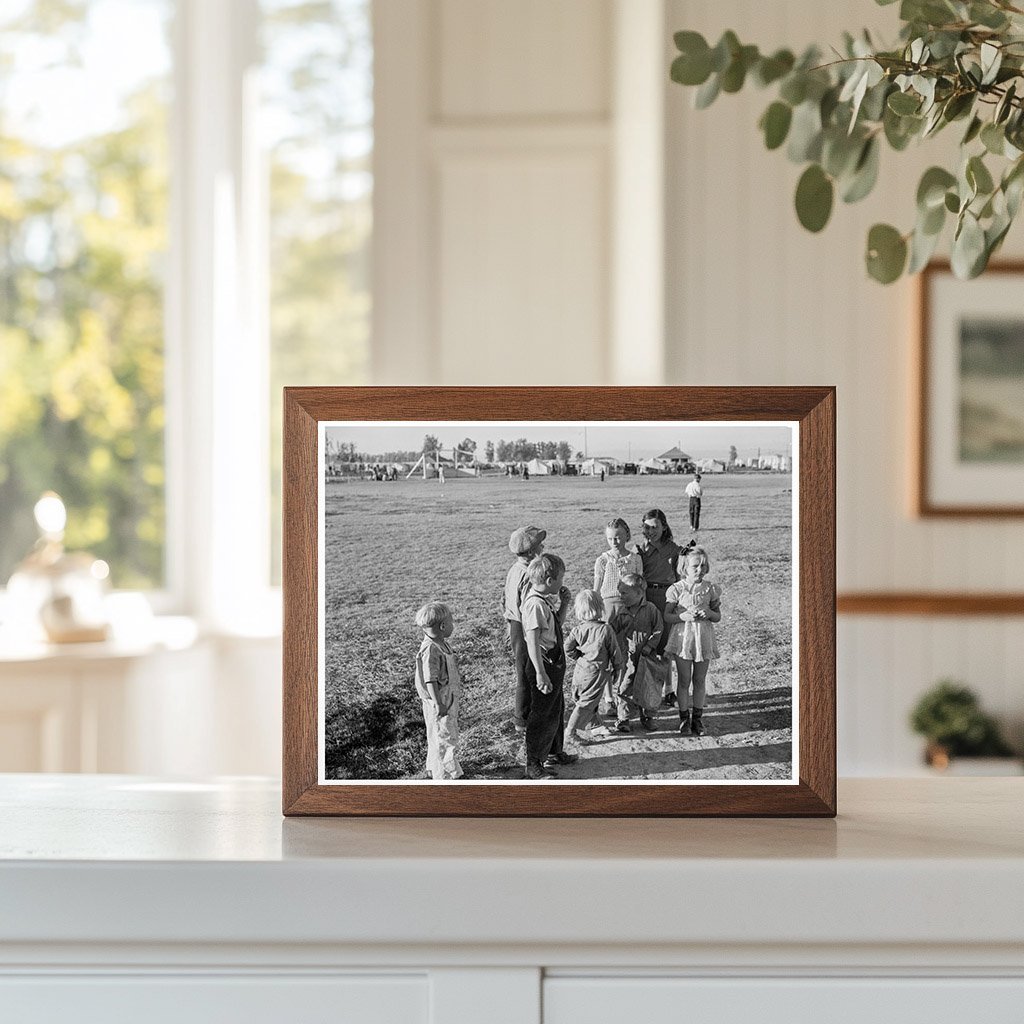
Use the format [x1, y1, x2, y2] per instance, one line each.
[910, 680, 1019, 773]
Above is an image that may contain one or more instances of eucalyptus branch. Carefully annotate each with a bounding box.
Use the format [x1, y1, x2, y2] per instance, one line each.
[670, 2, 1024, 283]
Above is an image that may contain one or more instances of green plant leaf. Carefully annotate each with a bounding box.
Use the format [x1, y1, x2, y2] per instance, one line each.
[970, 2, 1009, 29]
[694, 73, 721, 109]
[981, 122, 1005, 155]
[671, 32, 713, 85]
[888, 90, 921, 115]
[995, 82, 1017, 125]
[942, 92, 974, 123]
[908, 221, 942, 273]
[822, 128, 863, 178]
[967, 154, 995, 195]
[710, 30, 740, 73]
[962, 115, 983, 145]
[753, 49, 795, 87]
[760, 101, 793, 150]
[951, 211, 986, 278]
[980, 41, 1002, 86]
[779, 73, 807, 106]
[842, 137, 880, 203]
[721, 44, 759, 93]
[795, 164, 834, 232]
[917, 166, 957, 210]
[787, 100, 823, 162]
[944, 190, 960, 213]
[866, 223, 907, 283]
[884, 106, 922, 150]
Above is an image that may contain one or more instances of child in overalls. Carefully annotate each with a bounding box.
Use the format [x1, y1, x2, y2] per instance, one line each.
[520, 553, 577, 780]
[413, 601, 464, 780]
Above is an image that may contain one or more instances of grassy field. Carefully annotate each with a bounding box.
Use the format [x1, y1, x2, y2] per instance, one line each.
[322, 473, 793, 780]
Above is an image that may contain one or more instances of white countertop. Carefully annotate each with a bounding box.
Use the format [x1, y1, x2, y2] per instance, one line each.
[2, 776, 1022, 950]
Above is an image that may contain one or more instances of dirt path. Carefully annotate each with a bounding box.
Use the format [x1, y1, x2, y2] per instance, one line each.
[490, 684, 793, 781]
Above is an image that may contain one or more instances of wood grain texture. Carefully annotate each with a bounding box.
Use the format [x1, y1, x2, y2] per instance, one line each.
[838, 592, 1024, 616]
[282, 387, 836, 817]
[282, 392, 319, 813]
[915, 260, 1024, 518]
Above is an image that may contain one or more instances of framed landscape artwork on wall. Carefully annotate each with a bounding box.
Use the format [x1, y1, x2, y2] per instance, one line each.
[917, 262, 1024, 517]
[282, 387, 836, 817]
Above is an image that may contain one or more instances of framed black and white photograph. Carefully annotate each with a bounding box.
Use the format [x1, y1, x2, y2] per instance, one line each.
[917, 262, 1024, 517]
[283, 387, 836, 816]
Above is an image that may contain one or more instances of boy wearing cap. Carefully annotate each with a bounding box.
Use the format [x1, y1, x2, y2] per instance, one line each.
[504, 525, 547, 732]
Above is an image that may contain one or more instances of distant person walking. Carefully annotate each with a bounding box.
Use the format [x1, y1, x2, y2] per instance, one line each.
[685, 473, 703, 531]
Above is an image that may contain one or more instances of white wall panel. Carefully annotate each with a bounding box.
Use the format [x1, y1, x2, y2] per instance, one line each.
[665, 0, 1024, 773]
[436, 150, 608, 383]
[438, 0, 610, 120]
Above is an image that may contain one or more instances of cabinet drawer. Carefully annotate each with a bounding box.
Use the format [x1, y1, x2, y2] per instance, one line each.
[0, 974, 427, 1024]
[545, 977, 1024, 1024]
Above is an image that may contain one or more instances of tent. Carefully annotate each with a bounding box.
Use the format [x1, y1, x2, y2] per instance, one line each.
[696, 458, 726, 473]
[525, 458, 551, 476]
[580, 458, 613, 476]
[639, 457, 668, 474]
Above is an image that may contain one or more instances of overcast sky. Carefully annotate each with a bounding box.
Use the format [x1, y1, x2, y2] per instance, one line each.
[324, 421, 795, 461]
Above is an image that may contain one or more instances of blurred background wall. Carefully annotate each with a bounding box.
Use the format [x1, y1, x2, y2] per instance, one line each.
[1, 0, 1021, 777]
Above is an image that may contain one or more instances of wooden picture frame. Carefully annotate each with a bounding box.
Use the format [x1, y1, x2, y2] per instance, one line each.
[915, 261, 1024, 517]
[283, 387, 836, 817]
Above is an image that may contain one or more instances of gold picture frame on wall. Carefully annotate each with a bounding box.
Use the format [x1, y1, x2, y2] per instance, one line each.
[916, 261, 1024, 517]
[282, 386, 836, 817]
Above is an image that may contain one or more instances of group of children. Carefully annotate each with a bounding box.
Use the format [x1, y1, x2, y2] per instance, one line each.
[412, 513, 722, 781]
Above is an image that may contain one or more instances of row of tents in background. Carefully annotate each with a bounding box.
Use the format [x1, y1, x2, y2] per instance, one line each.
[326, 445, 792, 479]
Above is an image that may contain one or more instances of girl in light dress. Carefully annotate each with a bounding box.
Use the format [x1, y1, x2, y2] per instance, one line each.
[593, 517, 643, 714]
[662, 546, 721, 737]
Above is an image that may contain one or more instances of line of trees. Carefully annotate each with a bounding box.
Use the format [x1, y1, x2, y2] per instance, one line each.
[326, 435, 577, 464]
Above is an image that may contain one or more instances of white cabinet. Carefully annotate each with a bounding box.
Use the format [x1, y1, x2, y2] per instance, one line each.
[545, 977, 1024, 1024]
[0, 976, 428, 1024]
[1, 778, 1022, 1023]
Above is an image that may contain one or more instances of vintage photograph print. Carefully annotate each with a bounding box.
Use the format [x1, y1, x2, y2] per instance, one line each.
[320, 421, 796, 784]
[283, 388, 836, 816]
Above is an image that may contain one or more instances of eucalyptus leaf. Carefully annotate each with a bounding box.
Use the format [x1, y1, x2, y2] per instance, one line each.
[721, 44, 759, 93]
[866, 223, 908, 283]
[951, 211, 986, 278]
[981, 122, 1005, 155]
[962, 115, 983, 145]
[708, 31, 739, 76]
[967, 154, 995, 195]
[944, 190, 960, 214]
[995, 82, 1017, 124]
[888, 91, 921, 115]
[917, 166, 957, 210]
[779, 73, 807, 106]
[671, 44, 712, 87]
[908, 221, 943, 273]
[760, 101, 793, 150]
[694, 73, 721, 109]
[754, 49, 795, 87]
[842, 137, 880, 203]
[921, 200, 946, 235]
[822, 128, 864, 177]
[970, 2, 1009, 30]
[942, 92, 974, 122]
[980, 42, 1002, 86]
[787, 101, 824, 162]
[795, 164, 834, 232]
